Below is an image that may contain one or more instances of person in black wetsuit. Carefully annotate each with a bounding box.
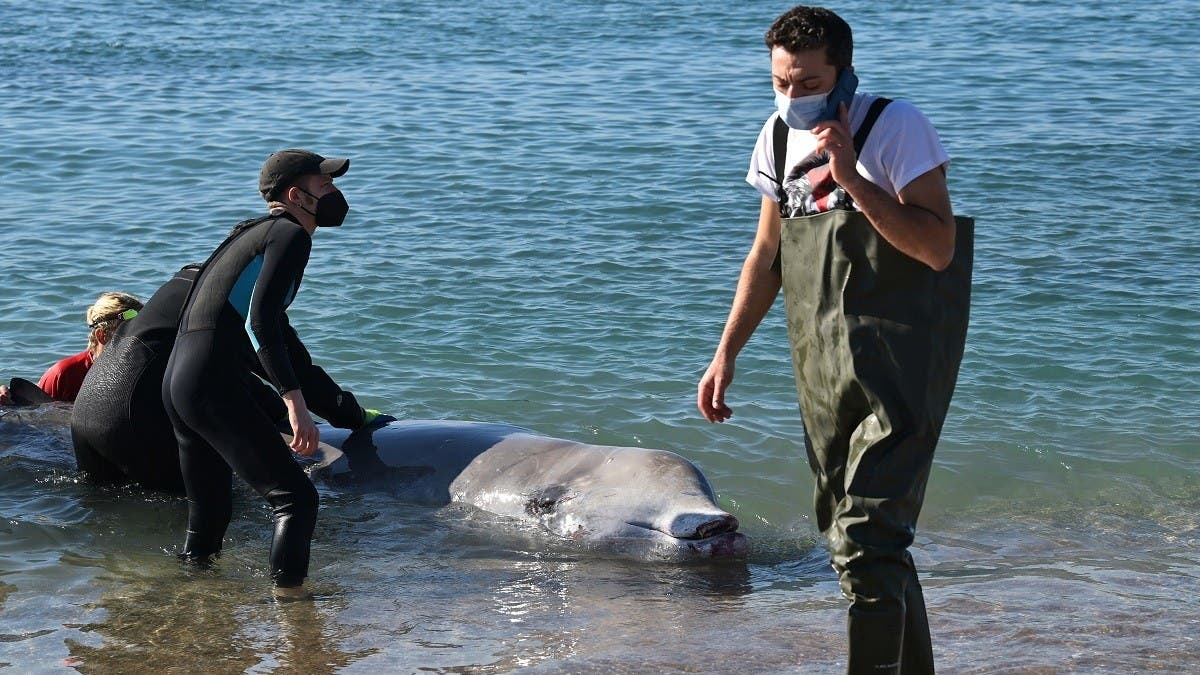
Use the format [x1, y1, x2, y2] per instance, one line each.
[163, 148, 361, 600]
[71, 263, 381, 493]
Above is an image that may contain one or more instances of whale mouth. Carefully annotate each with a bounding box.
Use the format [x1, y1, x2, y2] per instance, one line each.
[626, 513, 741, 541]
[686, 531, 749, 558]
[665, 513, 740, 540]
[689, 514, 739, 540]
[620, 518, 748, 558]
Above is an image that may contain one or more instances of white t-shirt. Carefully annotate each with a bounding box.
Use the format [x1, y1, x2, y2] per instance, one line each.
[745, 93, 949, 217]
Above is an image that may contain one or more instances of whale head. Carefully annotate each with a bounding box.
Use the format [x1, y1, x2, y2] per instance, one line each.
[451, 435, 749, 561]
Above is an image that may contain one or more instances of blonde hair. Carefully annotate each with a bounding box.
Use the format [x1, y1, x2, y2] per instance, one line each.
[86, 292, 143, 355]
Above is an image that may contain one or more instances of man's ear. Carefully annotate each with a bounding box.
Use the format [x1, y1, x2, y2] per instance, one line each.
[94, 327, 109, 344]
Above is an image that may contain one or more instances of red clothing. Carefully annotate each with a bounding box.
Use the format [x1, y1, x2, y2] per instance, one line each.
[37, 350, 93, 402]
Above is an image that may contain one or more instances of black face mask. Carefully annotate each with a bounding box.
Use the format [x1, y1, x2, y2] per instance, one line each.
[297, 187, 349, 227]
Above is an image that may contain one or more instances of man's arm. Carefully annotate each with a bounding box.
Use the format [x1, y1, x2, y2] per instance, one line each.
[697, 195, 784, 423]
[842, 165, 955, 270]
[816, 103, 956, 271]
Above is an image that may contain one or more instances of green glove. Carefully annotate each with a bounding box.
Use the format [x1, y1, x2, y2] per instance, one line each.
[360, 408, 394, 428]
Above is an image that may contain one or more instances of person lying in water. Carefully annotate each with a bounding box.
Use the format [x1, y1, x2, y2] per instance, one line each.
[0, 291, 143, 405]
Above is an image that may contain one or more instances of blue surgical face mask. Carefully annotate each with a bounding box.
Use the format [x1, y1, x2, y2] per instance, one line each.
[775, 89, 827, 130]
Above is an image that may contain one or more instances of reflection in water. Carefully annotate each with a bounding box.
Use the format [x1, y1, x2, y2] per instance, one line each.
[0, 438, 373, 674]
[434, 555, 761, 672]
[0, 580, 14, 609]
[63, 558, 370, 673]
[487, 560, 584, 669]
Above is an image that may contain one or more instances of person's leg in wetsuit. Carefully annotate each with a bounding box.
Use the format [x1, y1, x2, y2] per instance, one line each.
[164, 329, 318, 589]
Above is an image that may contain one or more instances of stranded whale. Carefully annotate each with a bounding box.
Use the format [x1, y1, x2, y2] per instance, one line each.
[0, 400, 748, 560]
[306, 420, 748, 560]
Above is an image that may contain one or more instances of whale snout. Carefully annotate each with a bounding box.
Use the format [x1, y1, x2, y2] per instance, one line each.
[618, 510, 747, 558]
[658, 512, 747, 557]
[666, 512, 740, 540]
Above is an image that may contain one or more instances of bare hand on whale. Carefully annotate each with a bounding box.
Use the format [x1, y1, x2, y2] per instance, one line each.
[282, 390, 319, 456]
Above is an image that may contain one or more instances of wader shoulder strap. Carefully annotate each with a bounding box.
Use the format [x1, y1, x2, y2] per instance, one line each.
[770, 117, 790, 271]
[772, 116, 789, 206]
[771, 97, 892, 207]
[852, 97, 892, 155]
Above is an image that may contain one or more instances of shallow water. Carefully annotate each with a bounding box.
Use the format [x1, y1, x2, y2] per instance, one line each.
[2, 1, 1199, 672]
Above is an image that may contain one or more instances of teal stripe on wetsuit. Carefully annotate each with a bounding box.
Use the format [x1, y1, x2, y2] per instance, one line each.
[228, 255, 296, 351]
[228, 255, 264, 349]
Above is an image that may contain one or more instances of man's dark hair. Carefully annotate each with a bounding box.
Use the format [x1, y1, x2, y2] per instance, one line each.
[764, 5, 853, 70]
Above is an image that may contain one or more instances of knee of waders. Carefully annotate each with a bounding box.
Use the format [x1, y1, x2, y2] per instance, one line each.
[835, 550, 916, 615]
[825, 500, 918, 572]
[845, 610, 905, 675]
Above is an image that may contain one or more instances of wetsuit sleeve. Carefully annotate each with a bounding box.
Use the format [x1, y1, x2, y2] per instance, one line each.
[231, 333, 289, 426]
[281, 316, 367, 429]
[248, 222, 311, 394]
[243, 367, 289, 425]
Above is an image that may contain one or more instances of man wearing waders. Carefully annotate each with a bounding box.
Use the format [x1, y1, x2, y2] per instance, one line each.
[164, 149, 357, 600]
[698, 6, 972, 673]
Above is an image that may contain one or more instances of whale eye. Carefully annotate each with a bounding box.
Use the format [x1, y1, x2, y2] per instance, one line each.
[525, 485, 570, 516]
[528, 496, 557, 516]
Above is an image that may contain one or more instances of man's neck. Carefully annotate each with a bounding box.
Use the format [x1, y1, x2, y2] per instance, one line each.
[268, 205, 317, 234]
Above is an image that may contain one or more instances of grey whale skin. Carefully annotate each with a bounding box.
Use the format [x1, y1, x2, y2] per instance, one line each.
[310, 420, 748, 560]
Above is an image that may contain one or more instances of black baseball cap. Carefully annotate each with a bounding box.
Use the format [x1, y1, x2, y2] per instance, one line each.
[259, 148, 350, 201]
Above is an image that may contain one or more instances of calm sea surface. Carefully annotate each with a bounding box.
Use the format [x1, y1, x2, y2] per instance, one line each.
[2, 1, 1198, 672]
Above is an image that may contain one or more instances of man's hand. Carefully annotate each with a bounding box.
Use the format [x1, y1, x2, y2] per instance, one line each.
[697, 356, 735, 423]
[282, 390, 319, 456]
[812, 102, 860, 190]
[0, 384, 11, 406]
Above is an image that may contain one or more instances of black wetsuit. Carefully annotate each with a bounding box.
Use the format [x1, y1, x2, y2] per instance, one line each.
[72, 264, 218, 492]
[71, 263, 368, 495]
[162, 212, 349, 587]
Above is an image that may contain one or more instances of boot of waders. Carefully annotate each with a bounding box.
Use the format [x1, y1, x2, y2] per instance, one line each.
[846, 609, 904, 674]
[843, 587, 934, 674]
[901, 572, 934, 673]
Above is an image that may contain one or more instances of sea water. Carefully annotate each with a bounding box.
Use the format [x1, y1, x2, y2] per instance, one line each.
[1, 1, 1198, 671]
